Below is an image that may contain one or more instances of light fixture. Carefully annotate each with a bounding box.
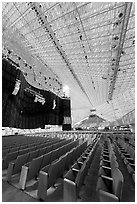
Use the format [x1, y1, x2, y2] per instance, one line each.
[12, 79, 21, 95]
[34, 95, 45, 105]
[25, 88, 45, 105]
[52, 99, 56, 110]
[63, 85, 69, 97]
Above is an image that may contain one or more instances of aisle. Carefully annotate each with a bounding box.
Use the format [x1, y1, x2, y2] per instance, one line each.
[2, 180, 38, 202]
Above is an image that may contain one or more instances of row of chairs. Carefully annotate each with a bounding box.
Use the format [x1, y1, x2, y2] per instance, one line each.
[2, 134, 47, 149]
[2, 135, 30, 148]
[117, 137, 133, 150]
[96, 137, 124, 202]
[3, 142, 37, 158]
[116, 134, 135, 149]
[2, 137, 61, 158]
[37, 141, 88, 201]
[19, 140, 79, 190]
[115, 137, 135, 182]
[5, 139, 71, 180]
[2, 134, 60, 153]
[128, 140, 135, 149]
[2, 138, 66, 170]
[63, 136, 99, 202]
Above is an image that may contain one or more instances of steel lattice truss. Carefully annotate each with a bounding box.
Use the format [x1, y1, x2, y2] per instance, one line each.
[2, 2, 135, 125]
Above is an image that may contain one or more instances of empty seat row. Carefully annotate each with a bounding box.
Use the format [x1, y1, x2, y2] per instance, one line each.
[2, 134, 61, 151]
[98, 138, 119, 180]
[2, 138, 67, 170]
[2, 135, 46, 149]
[3, 146, 38, 170]
[2, 135, 29, 148]
[19, 140, 79, 190]
[96, 137, 124, 202]
[6, 139, 73, 182]
[115, 138, 135, 182]
[117, 137, 134, 150]
[2, 136, 61, 157]
[96, 168, 123, 202]
[3, 141, 44, 158]
[63, 137, 99, 202]
[37, 141, 88, 201]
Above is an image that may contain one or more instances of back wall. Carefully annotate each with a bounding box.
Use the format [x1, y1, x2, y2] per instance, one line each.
[2, 58, 71, 129]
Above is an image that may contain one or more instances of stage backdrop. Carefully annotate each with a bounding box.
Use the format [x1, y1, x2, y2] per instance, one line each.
[2, 59, 71, 129]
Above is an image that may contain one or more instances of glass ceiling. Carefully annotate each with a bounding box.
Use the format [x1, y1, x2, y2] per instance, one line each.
[2, 2, 135, 125]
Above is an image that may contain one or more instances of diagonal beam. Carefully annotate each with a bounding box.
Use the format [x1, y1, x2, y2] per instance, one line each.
[29, 2, 94, 106]
[108, 2, 132, 100]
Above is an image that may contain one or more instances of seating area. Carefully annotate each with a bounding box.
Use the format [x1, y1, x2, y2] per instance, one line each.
[3, 136, 65, 170]
[2, 134, 61, 157]
[6, 139, 73, 184]
[3, 134, 52, 150]
[96, 137, 124, 202]
[19, 139, 79, 190]
[114, 137, 135, 182]
[63, 135, 100, 201]
[37, 140, 88, 200]
[2, 131, 135, 202]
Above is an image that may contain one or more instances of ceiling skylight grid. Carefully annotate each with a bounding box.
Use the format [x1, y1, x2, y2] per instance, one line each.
[2, 2, 135, 125]
[2, 2, 9, 12]
[4, 3, 59, 33]
[112, 5, 135, 98]
[14, 2, 29, 13]
[107, 3, 133, 101]
[2, 45, 63, 96]
[96, 103, 116, 122]
[50, 2, 114, 105]
[3, 6, 19, 29]
[50, 3, 124, 36]
[114, 89, 135, 114]
[2, 3, 14, 18]
[4, 3, 30, 30]
[111, 99, 123, 119]
[73, 77, 98, 105]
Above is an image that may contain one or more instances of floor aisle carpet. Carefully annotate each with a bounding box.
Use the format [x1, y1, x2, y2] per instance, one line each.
[2, 180, 38, 202]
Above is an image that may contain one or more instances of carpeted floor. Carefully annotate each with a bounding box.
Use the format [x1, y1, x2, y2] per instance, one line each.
[2, 180, 38, 202]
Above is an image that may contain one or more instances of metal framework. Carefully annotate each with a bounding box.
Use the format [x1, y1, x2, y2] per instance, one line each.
[2, 2, 135, 125]
[108, 2, 132, 100]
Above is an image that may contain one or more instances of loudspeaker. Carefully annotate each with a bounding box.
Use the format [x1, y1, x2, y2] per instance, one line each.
[62, 124, 71, 131]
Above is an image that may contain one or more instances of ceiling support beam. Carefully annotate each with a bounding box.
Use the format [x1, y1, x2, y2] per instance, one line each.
[29, 3, 94, 106]
[108, 2, 132, 100]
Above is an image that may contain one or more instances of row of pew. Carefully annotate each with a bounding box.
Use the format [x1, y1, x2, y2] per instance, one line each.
[3, 133, 100, 201]
[96, 137, 124, 202]
[37, 140, 88, 200]
[63, 135, 100, 202]
[19, 139, 79, 190]
[2, 135, 58, 156]
[2, 134, 47, 149]
[6, 139, 73, 184]
[115, 137, 135, 182]
[2, 137, 61, 158]
[115, 133, 135, 149]
[3, 138, 67, 170]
